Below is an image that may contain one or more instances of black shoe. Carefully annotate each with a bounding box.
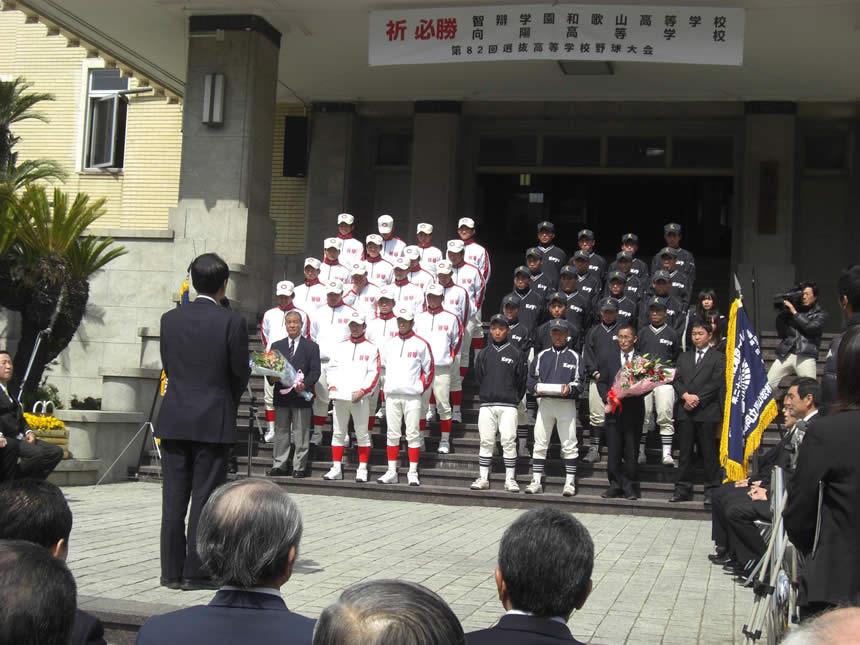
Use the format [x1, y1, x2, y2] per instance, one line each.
[292, 471, 307, 479]
[180, 577, 220, 591]
[160, 577, 182, 590]
[267, 467, 289, 477]
[711, 554, 735, 566]
[669, 493, 693, 503]
[722, 560, 743, 573]
[708, 550, 728, 563]
[625, 491, 639, 500]
[703, 498, 713, 509]
[601, 487, 622, 499]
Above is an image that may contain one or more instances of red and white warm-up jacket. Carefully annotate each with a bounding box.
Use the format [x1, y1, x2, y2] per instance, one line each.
[418, 244, 444, 275]
[260, 304, 310, 350]
[390, 278, 425, 315]
[327, 336, 381, 402]
[415, 307, 462, 368]
[441, 282, 471, 329]
[381, 331, 434, 397]
[407, 264, 435, 291]
[310, 302, 355, 362]
[450, 261, 485, 314]
[365, 255, 394, 285]
[463, 238, 491, 284]
[337, 234, 364, 266]
[293, 279, 326, 312]
[380, 235, 406, 263]
[319, 258, 350, 284]
[366, 311, 400, 355]
[342, 282, 381, 320]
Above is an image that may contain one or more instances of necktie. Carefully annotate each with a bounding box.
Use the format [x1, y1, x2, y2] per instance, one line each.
[624, 353, 630, 364]
[289, 339, 295, 358]
[696, 350, 703, 365]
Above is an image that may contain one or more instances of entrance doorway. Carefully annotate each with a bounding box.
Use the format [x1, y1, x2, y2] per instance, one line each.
[476, 173, 734, 313]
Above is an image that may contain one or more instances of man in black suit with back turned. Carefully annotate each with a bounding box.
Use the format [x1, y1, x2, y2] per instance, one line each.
[670, 320, 726, 505]
[158, 253, 251, 591]
[467, 507, 592, 645]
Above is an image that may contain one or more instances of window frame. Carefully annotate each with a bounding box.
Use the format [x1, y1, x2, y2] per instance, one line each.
[82, 68, 129, 171]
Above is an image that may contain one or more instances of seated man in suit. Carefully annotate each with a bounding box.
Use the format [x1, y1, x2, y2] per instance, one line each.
[670, 321, 726, 505]
[467, 508, 593, 645]
[0, 480, 106, 645]
[137, 479, 314, 645]
[0, 350, 64, 480]
[315, 579, 465, 645]
[0, 539, 77, 645]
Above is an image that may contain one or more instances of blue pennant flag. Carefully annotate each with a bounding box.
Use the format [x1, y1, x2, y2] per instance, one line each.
[719, 299, 779, 481]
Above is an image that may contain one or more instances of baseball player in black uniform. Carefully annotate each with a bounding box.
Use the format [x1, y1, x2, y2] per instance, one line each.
[581, 298, 621, 464]
[532, 293, 581, 356]
[557, 266, 593, 336]
[576, 229, 606, 283]
[603, 271, 638, 327]
[525, 247, 553, 298]
[610, 233, 650, 282]
[570, 250, 602, 309]
[501, 295, 533, 352]
[642, 271, 686, 335]
[501, 266, 546, 332]
[651, 222, 695, 287]
[534, 221, 567, 289]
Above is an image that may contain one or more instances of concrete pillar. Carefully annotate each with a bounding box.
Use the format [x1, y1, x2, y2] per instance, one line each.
[168, 15, 280, 320]
[410, 101, 462, 243]
[737, 102, 797, 329]
[303, 103, 357, 258]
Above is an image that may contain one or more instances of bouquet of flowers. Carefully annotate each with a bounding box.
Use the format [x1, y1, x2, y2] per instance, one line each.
[605, 354, 675, 413]
[249, 350, 312, 401]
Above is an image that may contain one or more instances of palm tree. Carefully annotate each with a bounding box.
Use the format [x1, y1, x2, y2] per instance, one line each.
[3, 185, 126, 395]
[0, 77, 65, 186]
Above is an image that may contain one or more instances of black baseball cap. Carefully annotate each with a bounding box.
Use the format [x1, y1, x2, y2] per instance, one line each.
[607, 270, 627, 283]
[616, 251, 633, 262]
[513, 265, 530, 277]
[502, 294, 521, 309]
[659, 246, 679, 258]
[599, 297, 619, 312]
[652, 270, 671, 283]
[489, 313, 509, 327]
[560, 265, 577, 277]
[549, 319, 571, 332]
[547, 291, 567, 304]
[648, 297, 667, 310]
[572, 250, 589, 261]
[664, 223, 682, 234]
[578, 228, 595, 240]
[525, 247, 542, 259]
[621, 233, 639, 243]
[537, 221, 555, 233]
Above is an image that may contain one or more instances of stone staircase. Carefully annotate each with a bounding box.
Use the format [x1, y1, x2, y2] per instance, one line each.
[136, 330, 834, 520]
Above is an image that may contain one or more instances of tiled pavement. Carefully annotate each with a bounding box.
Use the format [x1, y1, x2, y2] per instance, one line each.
[65, 482, 757, 644]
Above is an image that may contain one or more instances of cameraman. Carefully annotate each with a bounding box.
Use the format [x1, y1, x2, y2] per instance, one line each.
[767, 282, 827, 391]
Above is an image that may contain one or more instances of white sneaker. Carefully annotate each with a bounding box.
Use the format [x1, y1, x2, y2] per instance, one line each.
[638, 448, 647, 464]
[524, 481, 543, 495]
[377, 469, 399, 485]
[425, 407, 436, 422]
[504, 478, 521, 493]
[407, 471, 420, 486]
[264, 428, 275, 443]
[662, 454, 677, 467]
[310, 430, 323, 445]
[470, 477, 490, 490]
[451, 409, 462, 423]
[375, 407, 386, 419]
[437, 439, 450, 454]
[323, 466, 343, 481]
[562, 483, 577, 497]
[355, 468, 368, 483]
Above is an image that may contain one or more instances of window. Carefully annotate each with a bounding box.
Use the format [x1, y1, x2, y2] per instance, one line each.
[672, 136, 733, 169]
[607, 136, 667, 168]
[84, 69, 128, 169]
[542, 136, 601, 167]
[376, 133, 412, 166]
[804, 134, 848, 171]
[478, 136, 538, 166]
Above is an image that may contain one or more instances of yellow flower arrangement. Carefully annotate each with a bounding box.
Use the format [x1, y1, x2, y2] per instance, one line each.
[23, 412, 66, 434]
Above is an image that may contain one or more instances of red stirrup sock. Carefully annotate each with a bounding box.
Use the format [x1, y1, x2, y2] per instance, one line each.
[312, 415, 328, 426]
[440, 419, 452, 435]
[386, 445, 400, 461]
[331, 446, 344, 462]
[265, 409, 276, 423]
[408, 447, 420, 464]
[367, 417, 375, 432]
[419, 419, 427, 431]
[357, 446, 370, 464]
[451, 391, 462, 405]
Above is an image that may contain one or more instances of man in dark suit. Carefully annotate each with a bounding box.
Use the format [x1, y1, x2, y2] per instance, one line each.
[670, 321, 726, 504]
[598, 322, 646, 500]
[0, 479, 106, 645]
[0, 350, 64, 481]
[157, 253, 251, 591]
[467, 508, 592, 645]
[137, 479, 314, 645]
[268, 311, 320, 477]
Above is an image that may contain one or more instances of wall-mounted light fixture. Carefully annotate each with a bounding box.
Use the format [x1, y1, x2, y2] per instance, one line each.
[202, 73, 224, 125]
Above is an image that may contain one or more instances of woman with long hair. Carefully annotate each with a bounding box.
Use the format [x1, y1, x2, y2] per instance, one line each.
[686, 289, 726, 351]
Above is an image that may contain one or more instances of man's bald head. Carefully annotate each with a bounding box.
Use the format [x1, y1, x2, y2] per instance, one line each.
[781, 607, 860, 645]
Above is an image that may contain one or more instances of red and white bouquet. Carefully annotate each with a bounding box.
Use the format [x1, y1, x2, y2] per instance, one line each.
[250, 350, 312, 401]
[605, 354, 675, 413]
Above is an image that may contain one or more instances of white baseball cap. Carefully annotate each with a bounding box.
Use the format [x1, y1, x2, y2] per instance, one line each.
[304, 257, 321, 270]
[275, 280, 294, 296]
[337, 212, 354, 225]
[395, 306, 414, 321]
[378, 214, 394, 233]
[392, 256, 410, 271]
[435, 260, 453, 275]
[404, 245, 421, 261]
[447, 239, 465, 253]
[324, 237, 342, 250]
[366, 233, 383, 246]
[458, 217, 476, 229]
[378, 286, 396, 301]
[325, 279, 344, 294]
[417, 223, 433, 235]
[425, 283, 444, 297]
[348, 310, 366, 325]
[351, 261, 368, 275]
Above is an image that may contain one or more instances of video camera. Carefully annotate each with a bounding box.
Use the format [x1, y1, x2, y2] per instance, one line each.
[772, 287, 804, 312]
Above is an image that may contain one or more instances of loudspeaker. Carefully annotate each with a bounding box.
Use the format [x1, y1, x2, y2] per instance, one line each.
[283, 116, 308, 177]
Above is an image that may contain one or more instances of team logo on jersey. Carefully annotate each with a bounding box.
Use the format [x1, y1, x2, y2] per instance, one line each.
[659, 339, 674, 346]
[407, 351, 418, 358]
[501, 356, 513, 364]
[359, 354, 371, 361]
[563, 362, 575, 369]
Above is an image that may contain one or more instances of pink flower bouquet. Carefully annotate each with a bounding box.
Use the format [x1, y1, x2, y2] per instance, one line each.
[605, 354, 675, 413]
